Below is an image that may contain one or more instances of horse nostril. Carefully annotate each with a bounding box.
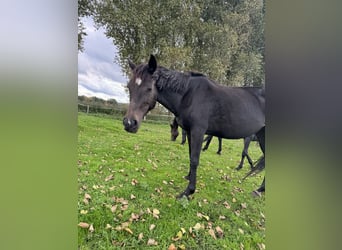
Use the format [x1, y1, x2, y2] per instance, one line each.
[132, 119, 137, 126]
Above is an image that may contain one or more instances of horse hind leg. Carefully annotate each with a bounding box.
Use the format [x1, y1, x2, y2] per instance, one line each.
[236, 137, 251, 170]
[254, 126, 265, 194]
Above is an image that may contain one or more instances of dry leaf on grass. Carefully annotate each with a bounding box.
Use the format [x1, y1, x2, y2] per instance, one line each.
[105, 174, 114, 181]
[78, 222, 90, 229]
[89, 224, 94, 233]
[215, 226, 224, 238]
[223, 201, 231, 209]
[197, 212, 210, 221]
[208, 228, 216, 239]
[147, 239, 158, 246]
[152, 208, 160, 219]
[168, 243, 177, 250]
[111, 205, 117, 213]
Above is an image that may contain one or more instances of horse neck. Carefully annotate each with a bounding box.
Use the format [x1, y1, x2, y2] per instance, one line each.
[156, 91, 183, 116]
[154, 67, 189, 116]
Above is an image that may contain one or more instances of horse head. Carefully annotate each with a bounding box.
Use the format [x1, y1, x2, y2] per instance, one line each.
[123, 55, 158, 133]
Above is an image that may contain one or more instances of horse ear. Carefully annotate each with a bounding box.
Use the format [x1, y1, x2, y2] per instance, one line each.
[128, 59, 136, 70]
[148, 54, 157, 73]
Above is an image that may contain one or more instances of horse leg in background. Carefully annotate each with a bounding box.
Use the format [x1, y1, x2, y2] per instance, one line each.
[254, 127, 265, 195]
[202, 135, 213, 151]
[217, 137, 222, 155]
[181, 129, 187, 145]
[184, 130, 191, 180]
[178, 129, 205, 199]
[236, 136, 252, 170]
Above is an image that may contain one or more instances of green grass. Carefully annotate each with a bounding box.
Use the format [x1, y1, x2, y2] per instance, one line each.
[78, 113, 265, 249]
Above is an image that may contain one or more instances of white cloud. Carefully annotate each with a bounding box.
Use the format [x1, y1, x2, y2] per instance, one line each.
[78, 17, 129, 103]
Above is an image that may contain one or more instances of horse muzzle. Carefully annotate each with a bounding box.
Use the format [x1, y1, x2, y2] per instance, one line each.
[123, 117, 139, 133]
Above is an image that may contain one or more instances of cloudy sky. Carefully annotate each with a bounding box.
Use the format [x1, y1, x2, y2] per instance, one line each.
[78, 17, 129, 103]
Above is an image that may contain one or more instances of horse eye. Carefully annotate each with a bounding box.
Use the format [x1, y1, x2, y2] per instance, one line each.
[147, 87, 152, 91]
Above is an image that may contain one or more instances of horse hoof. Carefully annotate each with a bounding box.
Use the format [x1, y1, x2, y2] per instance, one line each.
[251, 190, 262, 197]
[176, 193, 189, 200]
[235, 166, 242, 171]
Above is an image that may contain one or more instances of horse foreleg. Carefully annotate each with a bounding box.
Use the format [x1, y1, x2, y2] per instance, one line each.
[184, 131, 191, 180]
[181, 129, 187, 145]
[217, 137, 222, 155]
[178, 130, 204, 199]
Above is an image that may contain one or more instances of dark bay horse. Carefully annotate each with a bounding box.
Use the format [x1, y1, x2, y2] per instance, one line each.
[123, 55, 265, 198]
[171, 117, 258, 169]
[171, 117, 223, 153]
[170, 117, 186, 145]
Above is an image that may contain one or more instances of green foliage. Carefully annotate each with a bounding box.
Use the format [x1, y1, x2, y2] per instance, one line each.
[78, 0, 95, 52]
[78, 113, 265, 249]
[91, 0, 265, 86]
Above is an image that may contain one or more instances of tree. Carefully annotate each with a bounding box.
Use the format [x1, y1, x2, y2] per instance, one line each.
[89, 0, 264, 86]
[78, 0, 95, 52]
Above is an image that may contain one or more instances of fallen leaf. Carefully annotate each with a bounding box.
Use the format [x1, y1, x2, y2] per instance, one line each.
[179, 244, 186, 250]
[105, 224, 112, 229]
[131, 179, 138, 186]
[197, 212, 210, 221]
[105, 174, 114, 182]
[111, 205, 117, 213]
[193, 223, 204, 231]
[215, 226, 224, 238]
[130, 213, 139, 221]
[232, 197, 237, 203]
[152, 208, 160, 218]
[168, 243, 177, 250]
[257, 243, 266, 250]
[223, 201, 231, 209]
[130, 194, 136, 199]
[78, 222, 90, 229]
[208, 228, 216, 239]
[238, 228, 244, 234]
[149, 224, 156, 231]
[241, 203, 247, 209]
[124, 227, 133, 234]
[219, 215, 226, 220]
[89, 224, 95, 233]
[147, 239, 158, 246]
[138, 233, 144, 240]
[121, 222, 129, 228]
[80, 210, 88, 215]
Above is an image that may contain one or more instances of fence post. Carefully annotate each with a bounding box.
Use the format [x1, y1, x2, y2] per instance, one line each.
[86, 105, 89, 114]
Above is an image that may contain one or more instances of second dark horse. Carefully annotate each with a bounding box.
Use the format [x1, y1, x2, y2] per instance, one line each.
[171, 117, 258, 170]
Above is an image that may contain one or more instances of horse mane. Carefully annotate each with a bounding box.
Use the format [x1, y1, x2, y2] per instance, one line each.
[153, 67, 194, 93]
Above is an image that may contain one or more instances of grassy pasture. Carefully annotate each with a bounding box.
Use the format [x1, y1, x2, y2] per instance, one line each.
[78, 113, 265, 249]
